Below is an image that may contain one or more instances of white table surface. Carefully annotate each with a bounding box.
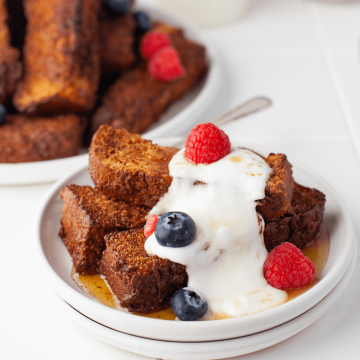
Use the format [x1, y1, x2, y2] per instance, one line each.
[1, 0, 360, 359]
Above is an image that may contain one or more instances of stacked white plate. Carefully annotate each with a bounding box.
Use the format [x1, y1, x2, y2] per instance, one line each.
[37, 140, 356, 359]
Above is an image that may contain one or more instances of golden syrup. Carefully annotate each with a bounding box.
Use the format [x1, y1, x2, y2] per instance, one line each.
[72, 269, 117, 309]
[286, 222, 329, 301]
[133, 308, 177, 320]
[72, 222, 329, 320]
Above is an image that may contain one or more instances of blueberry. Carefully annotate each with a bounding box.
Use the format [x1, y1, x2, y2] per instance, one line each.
[171, 289, 208, 321]
[155, 212, 196, 248]
[0, 104, 6, 125]
[133, 10, 151, 32]
[103, 0, 129, 14]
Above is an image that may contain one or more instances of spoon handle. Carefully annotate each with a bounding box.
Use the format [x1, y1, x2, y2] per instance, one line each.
[212, 97, 272, 127]
[168, 97, 272, 148]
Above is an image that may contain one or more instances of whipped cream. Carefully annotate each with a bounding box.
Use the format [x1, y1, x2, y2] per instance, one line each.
[145, 148, 287, 318]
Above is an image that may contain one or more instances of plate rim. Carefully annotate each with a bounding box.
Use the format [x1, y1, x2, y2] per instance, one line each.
[36, 139, 356, 342]
[52, 249, 357, 359]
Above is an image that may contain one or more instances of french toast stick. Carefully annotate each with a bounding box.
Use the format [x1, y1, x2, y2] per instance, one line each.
[59, 185, 149, 275]
[256, 153, 294, 221]
[91, 23, 207, 135]
[99, 12, 136, 73]
[100, 229, 188, 313]
[264, 183, 325, 250]
[89, 125, 178, 208]
[13, 0, 100, 114]
[0, 0, 22, 103]
[0, 114, 84, 163]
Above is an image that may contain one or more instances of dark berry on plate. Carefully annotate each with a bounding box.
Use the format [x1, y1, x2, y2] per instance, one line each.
[0, 104, 6, 125]
[103, 0, 129, 14]
[155, 211, 196, 247]
[171, 289, 208, 321]
[133, 10, 151, 32]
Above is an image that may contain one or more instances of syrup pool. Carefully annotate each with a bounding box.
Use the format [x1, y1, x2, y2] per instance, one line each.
[72, 222, 329, 321]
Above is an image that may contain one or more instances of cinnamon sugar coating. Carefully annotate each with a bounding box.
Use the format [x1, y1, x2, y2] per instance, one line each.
[0, 114, 83, 163]
[89, 125, 178, 208]
[59, 185, 149, 275]
[13, 0, 100, 114]
[256, 153, 294, 221]
[264, 183, 325, 250]
[100, 229, 188, 313]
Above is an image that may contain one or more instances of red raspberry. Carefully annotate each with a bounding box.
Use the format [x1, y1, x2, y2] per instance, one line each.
[141, 31, 171, 60]
[144, 215, 159, 237]
[185, 123, 231, 164]
[148, 46, 185, 82]
[264, 242, 315, 290]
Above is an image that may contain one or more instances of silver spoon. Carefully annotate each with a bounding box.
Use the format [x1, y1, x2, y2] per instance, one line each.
[169, 96, 272, 148]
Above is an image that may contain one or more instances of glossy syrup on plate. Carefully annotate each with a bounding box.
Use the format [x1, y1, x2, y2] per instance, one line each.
[72, 222, 329, 321]
[286, 222, 329, 301]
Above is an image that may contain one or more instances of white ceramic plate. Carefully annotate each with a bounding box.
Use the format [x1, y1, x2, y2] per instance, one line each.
[37, 139, 356, 343]
[0, 5, 220, 186]
[53, 249, 357, 360]
[0, 153, 89, 186]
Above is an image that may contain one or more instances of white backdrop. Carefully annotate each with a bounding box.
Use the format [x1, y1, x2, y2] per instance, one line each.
[1, 0, 360, 359]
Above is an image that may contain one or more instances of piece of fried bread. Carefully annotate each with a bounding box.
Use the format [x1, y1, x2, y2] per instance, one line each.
[0, 114, 83, 163]
[89, 125, 178, 208]
[100, 229, 188, 313]
[13, 0, 100, 114]
[59, 185, 149, 275]
[264, 183, 325, 250]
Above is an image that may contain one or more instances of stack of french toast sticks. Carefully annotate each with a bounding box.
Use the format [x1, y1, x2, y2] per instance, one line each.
[0, 0, 207, 163]
[59, 125, 325, 313]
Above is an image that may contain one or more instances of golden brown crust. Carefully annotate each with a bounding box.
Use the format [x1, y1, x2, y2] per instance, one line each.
[91, 23, 207, 135]
[59, 185, 149, 275]
[65, 126, 325, 311]
[13, 0, 100, 114]
[100, 229, 188, 313]
[99, 12, 136, 73]
[256, 153, 294, 221]
[89, 125, 178, 207]
[89, 126, 294, 215]
[0, 0, 22, 103]
[264, 183, 325, 250]
[0, 114, 84, 163]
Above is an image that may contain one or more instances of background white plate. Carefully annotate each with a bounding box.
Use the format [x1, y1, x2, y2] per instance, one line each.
[0, 5, 220, 186]
[37, 139, 356, 343]
[52, 249, 357, 360]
